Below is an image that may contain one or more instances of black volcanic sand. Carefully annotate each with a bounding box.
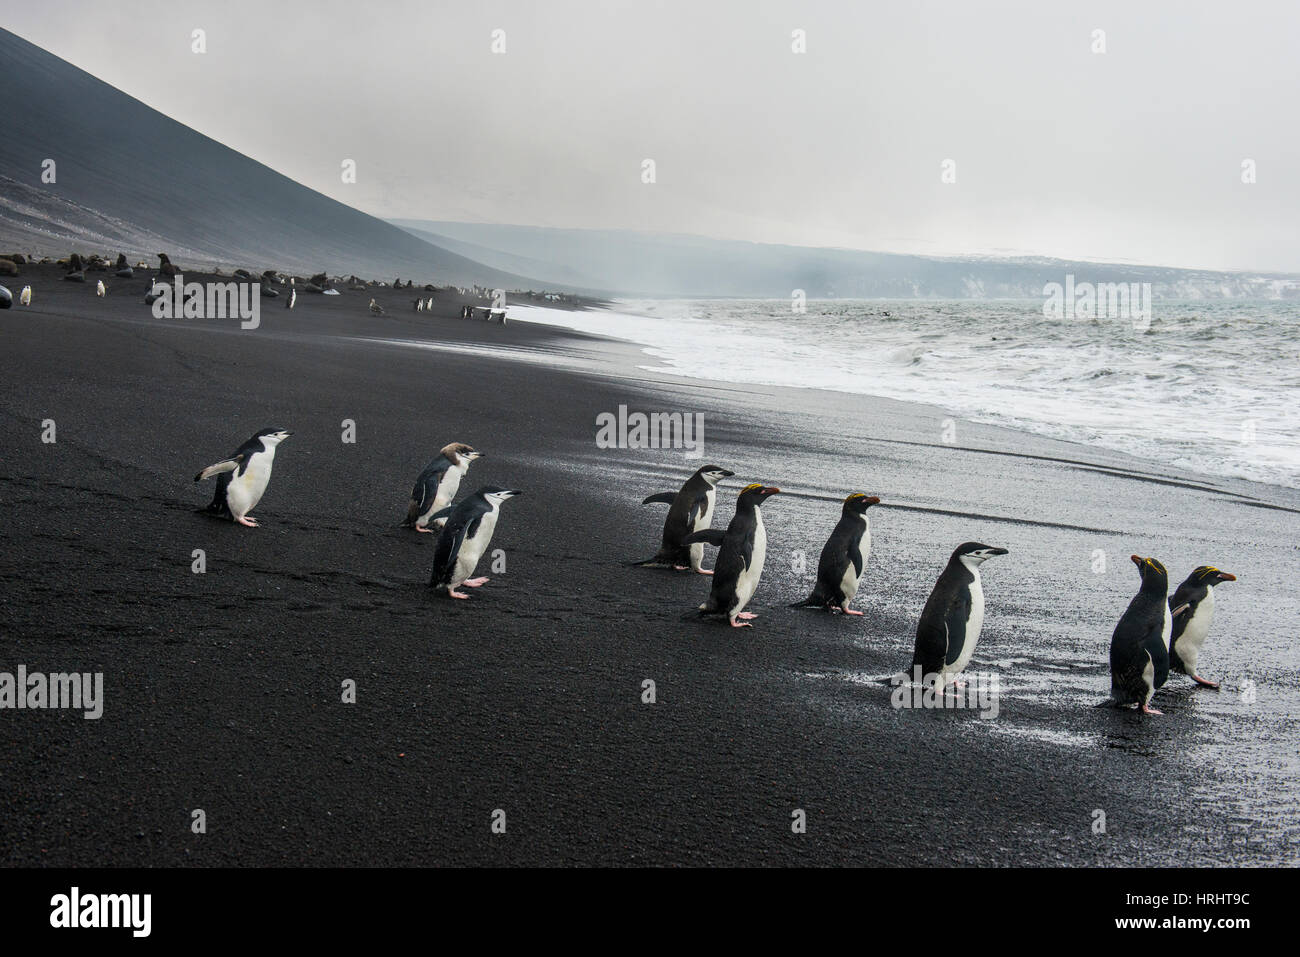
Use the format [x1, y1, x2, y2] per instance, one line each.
[2, 263, 1298, 866]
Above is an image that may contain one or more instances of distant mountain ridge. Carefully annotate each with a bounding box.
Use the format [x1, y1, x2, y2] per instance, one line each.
[393, 220, 1300, 300]
[0, 28, 540, 287]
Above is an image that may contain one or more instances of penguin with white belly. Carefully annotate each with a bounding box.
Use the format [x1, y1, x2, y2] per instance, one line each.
[428, 487, 522, 599]
[683, 483, 781, 627]
[910, 542, 1008, 688]
[1169, 565, 1236, 689]
[193, 428, 292, 527]
[791, 493, 881, 615]
[633, 464, 734, 573]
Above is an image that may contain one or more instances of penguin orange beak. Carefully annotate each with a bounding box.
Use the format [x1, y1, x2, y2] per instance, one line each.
[865, 496, 881, 505]
[762, 486, 781, 497]
[1130, 554, 1144, 566]
[1218, 572, 1236, 581]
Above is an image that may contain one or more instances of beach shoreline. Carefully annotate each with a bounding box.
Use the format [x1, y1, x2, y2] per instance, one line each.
[2, 265, 1296, 866]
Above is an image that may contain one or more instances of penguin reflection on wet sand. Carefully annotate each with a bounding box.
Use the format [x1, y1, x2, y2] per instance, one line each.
[401, 443, 484, 532]
[428, 487, 522, 599]
[683, 483, 781, 627]
[634, 465, 735, 573]
[791, 493, 880, 615]
[911, 542, 1008, 688]
[193, 428, 292, 527]
[1110, 555, 1183, 715]
[1169, 565, 1236, 689]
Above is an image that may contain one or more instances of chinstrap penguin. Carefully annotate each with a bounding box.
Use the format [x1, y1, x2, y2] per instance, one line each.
[633, 465, 735, 573]
[911, 542, 1008, 688]
[194, 428, 292, 527]
[684, 483, 780, 627]
[428, 487, 522, 598]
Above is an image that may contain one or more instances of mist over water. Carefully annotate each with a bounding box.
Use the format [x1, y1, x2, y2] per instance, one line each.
[520, 298, 1300, 490]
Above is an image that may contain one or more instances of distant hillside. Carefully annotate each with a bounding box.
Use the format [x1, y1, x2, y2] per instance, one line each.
[394, 220, 1300, 300]
[0, 28, 539, 287]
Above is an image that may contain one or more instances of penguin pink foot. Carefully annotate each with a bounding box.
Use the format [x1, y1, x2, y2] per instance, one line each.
[416, 526, 437, 534]
[1192, 675, 1220, 689]
[447, 588, 470, 599]
[729, 618, 752, 628]
[736, 611, 757, 620]
[1141, 703, 1164, 715]
[463, 577, 490, 587]
[842, 608, 864, 616]
[696, 569, 714, 576]
[237, 516, 259, 527]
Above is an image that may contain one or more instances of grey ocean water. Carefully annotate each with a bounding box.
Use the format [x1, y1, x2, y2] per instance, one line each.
[525, 298, 1300, 490]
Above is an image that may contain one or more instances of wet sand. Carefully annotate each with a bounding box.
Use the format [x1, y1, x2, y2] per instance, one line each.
[1, 264, 1297, 865]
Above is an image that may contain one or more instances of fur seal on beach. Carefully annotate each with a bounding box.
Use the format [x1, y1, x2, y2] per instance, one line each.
[791, 493, 880, 615]
[0, 258, 17, 277]
[1169, 565, 1235, 689]
[401, 443, 484, 532]
[684, 483, 780, 627]
[114, 253, 133, 279]
[428, 487, 522, 598]
[63, 254, 85, 283]
[634, 465, 735, 573]
[1110, 555, 1178, 714]
[193, 428, 292, 527]
[157, 254, 178, 278]
[911, 542, 1008, 687]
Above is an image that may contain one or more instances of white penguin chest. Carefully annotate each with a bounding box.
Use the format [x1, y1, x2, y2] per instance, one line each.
[696, 490, 716, 530]
[948, 572, 984, 675]
[455, 508, 500, 578]
[730, 510, 766, 610]
[229, 449, 274, 511]
[434, 464, 466, 509]
[840, 524, 871, 600]
[1180, 589, 1214, 660]
[1160, 602, 1173, 649]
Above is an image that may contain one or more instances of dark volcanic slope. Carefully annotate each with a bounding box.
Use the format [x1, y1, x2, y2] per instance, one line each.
[0, 28, 538, 288]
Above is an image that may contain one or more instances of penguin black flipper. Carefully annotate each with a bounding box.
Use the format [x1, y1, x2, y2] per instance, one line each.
[641, 492, 676, 505]
[1142, 619, 1170, 690]
[701, 528, 751, 615]
[943, 592, 973, 667]
[431, 516, 470, 588]
[426, 505, 455, 525]
[194, 453, 245, 482]
[682, 529, 726, 548]
[912, 618, 947, 678]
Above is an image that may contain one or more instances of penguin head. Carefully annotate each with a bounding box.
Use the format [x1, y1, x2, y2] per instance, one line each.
[1130, 555, 1170, 591]
[953, 542, 1008, 567]
[256, 428, 292, 446]
[738, 483, 780, 503]
[480, 486, 522, 506]
[696, 465, 734, 485]
[843, 492, 881, 515]
[442, 442, 483, 465]
[1191, 565, 1236, 586]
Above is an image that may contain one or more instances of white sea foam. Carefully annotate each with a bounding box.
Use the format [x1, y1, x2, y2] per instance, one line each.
[512, 299, 1300, 489]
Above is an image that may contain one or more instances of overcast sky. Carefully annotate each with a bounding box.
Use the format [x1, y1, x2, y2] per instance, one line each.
[6, 0, 1297, 271]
